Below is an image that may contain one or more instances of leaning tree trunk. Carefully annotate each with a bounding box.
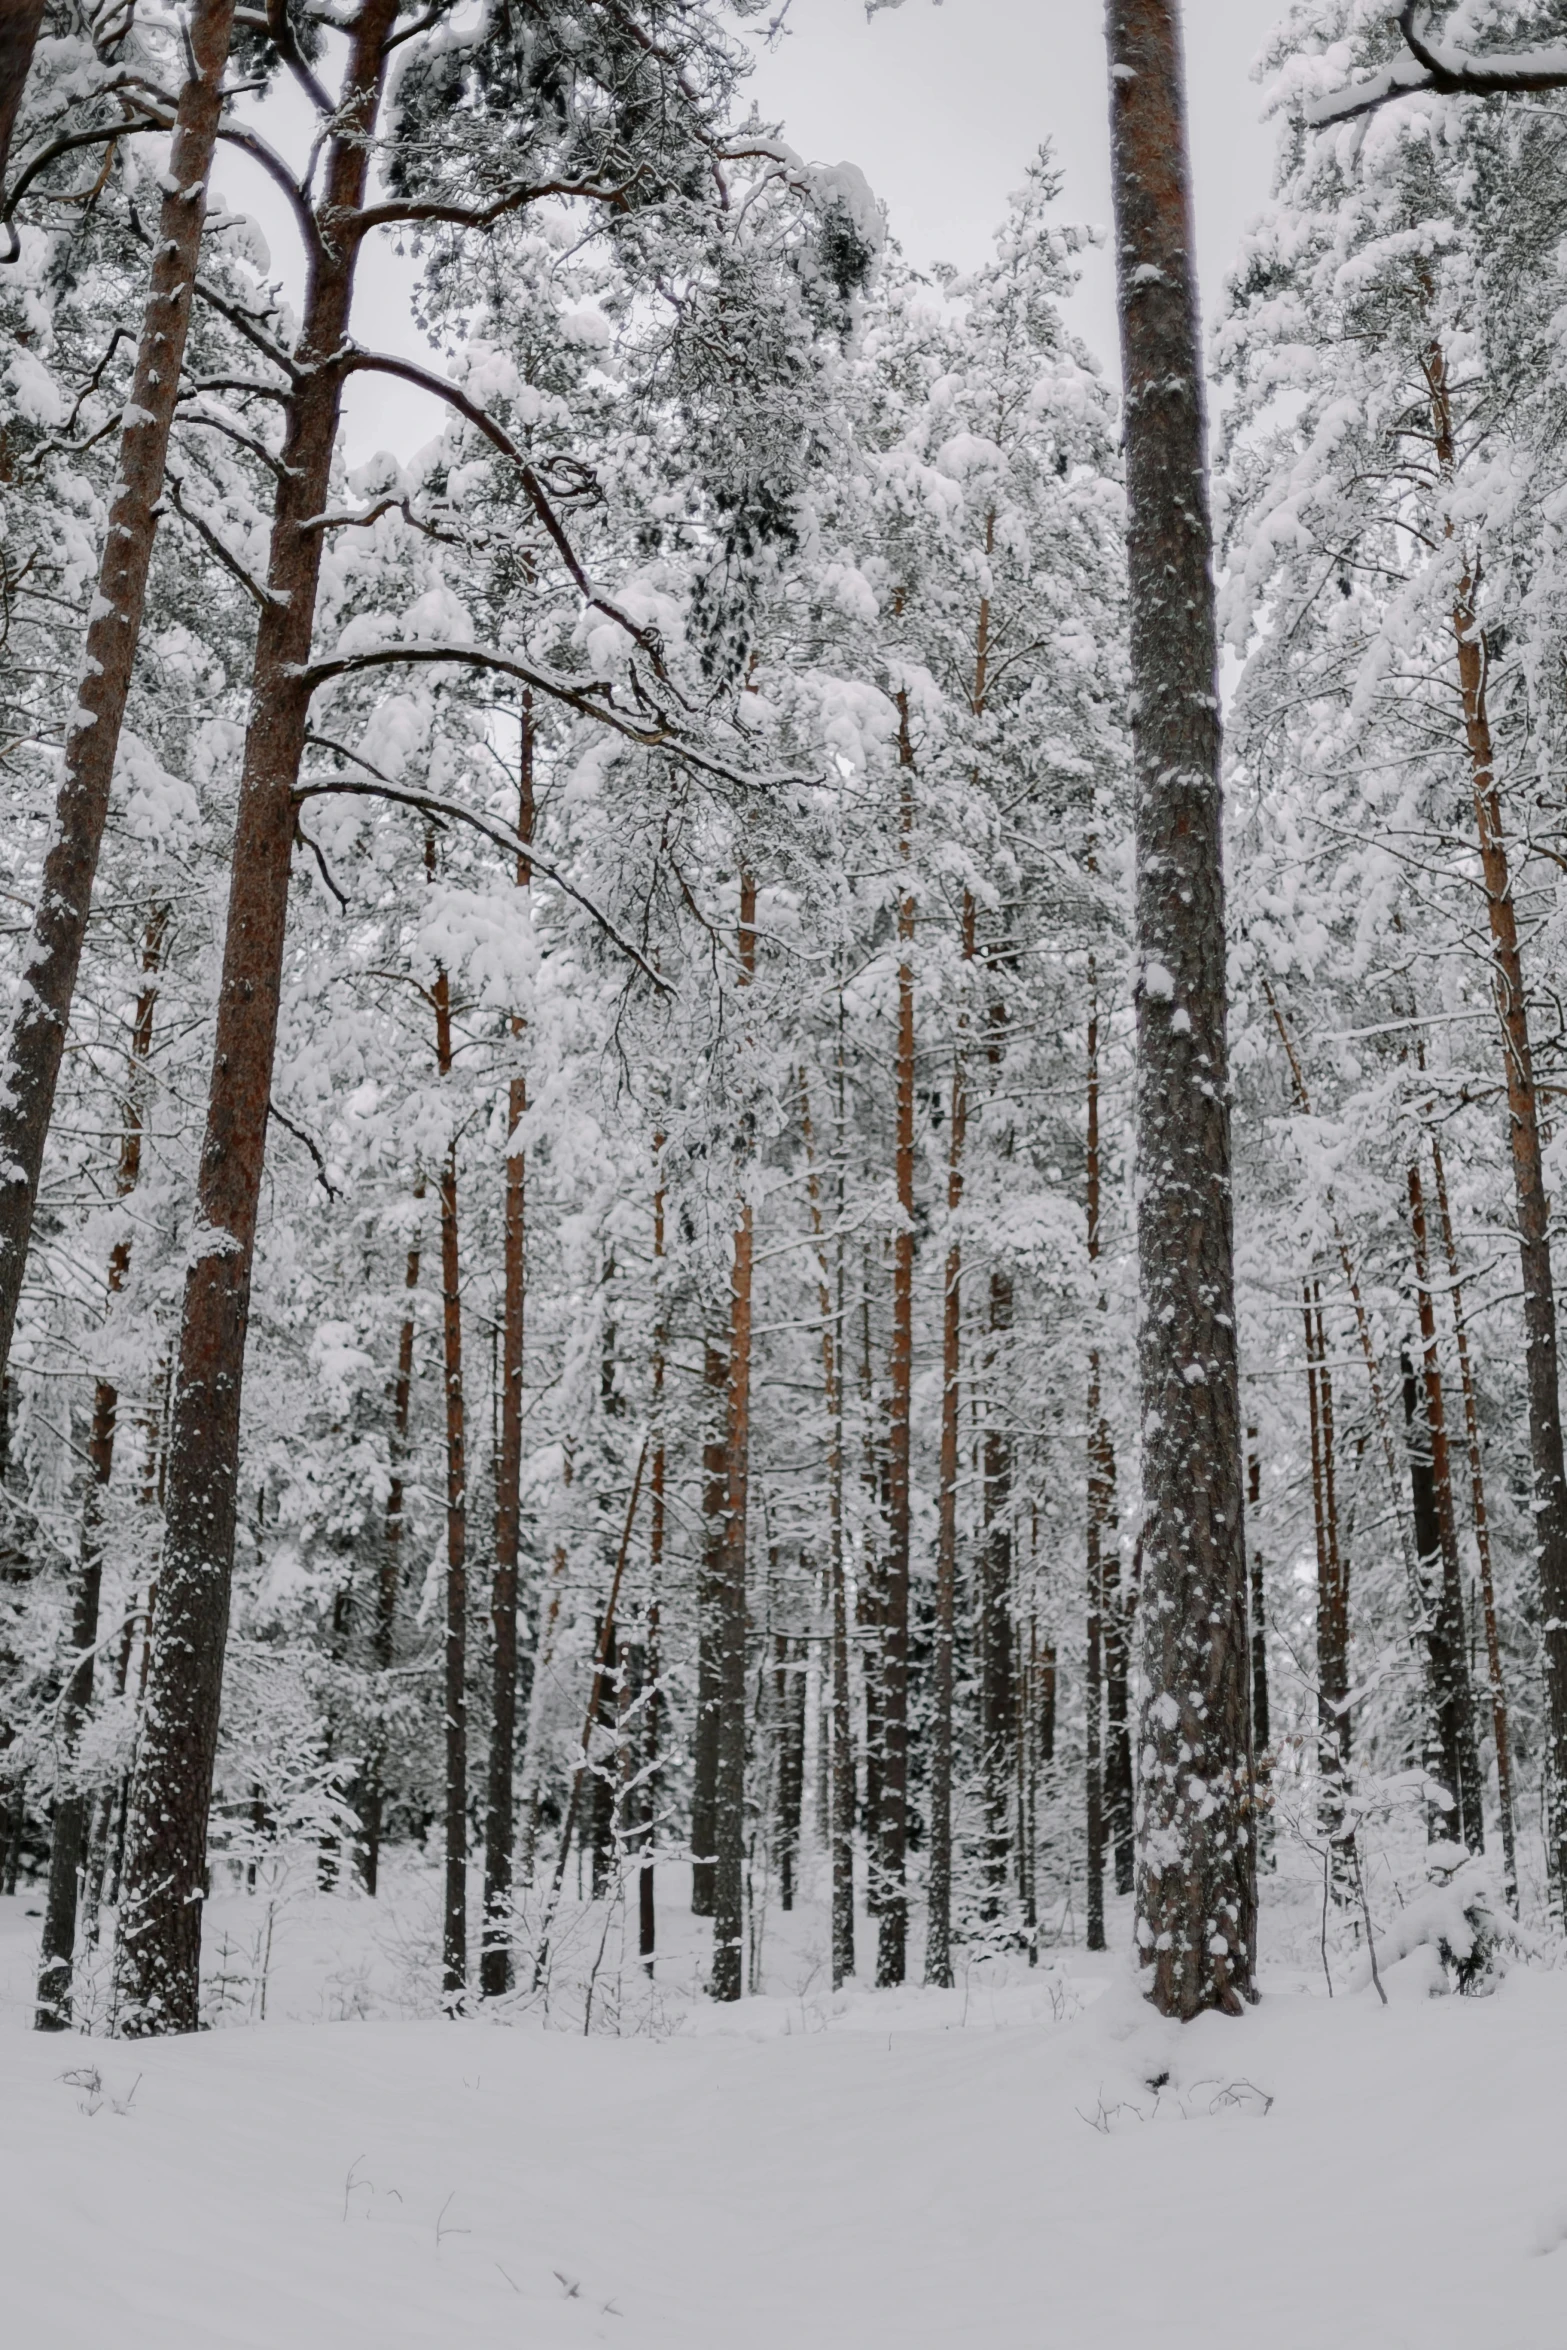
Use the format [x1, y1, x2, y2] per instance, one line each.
[712, 870, 757, 2003]
[36, 907, 165, 2028]
[481, 701, 533, 1998]
[0, 0, 236, 1390]
[113, 0, 399, 2036]
[1107, 0, 1254, 2016]
[877, 720, 917, 1988]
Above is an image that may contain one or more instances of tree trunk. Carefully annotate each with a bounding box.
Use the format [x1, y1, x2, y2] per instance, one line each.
[712, 870, 757, 2003]
[113, 0, 400, 2035]
[1085, 942, 1112, 1949]
[690, 1335, 727, 1916]
[0, 0, 45, 200]
[877, 720, 916, 1989]
[589, 1619, 617, 1900]
[36, 907, 164, 2028]
[798, 1059, 854, 1983]
[363, 1183, 423, 1896]
[481, 699, 533, 1997]
[0, 0, 236, 1388]
[1407, 1160, 1485, 1852]
[1423, 334, 1567, 1897]
[773, 1634, 806, 1910]
[925, 890, 974, 1988]
[640, 1140, 666, 1972]
[1304, 1285, 1350, 1858]
[434, 959, 469, 2004]
[1107, 0, 1254, 2016]
[1430, 1127, 1519, 1904]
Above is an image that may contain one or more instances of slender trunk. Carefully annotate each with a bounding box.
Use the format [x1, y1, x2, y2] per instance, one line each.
[1245, 1435, 1270, 1760]
[1108, 0, 1254, 2014]
[690, 1335, 726, 1915]
[857, 1269, 886, 1903]
[712, 870, 756, 2002]
[481, 700, 533, 1997]
[113, 0, 400, 2037]
[877, 717, 916, 1989]
[1408, 1159, 1484, 1852]
[1304, 1287, 1348, 1843]
[588, 1619, 617, 1899]
[0, 0, 237, 1385]
[434, 961, 468, 2003]
[1085, 942, 1114, 1947]
[640, 1141, 666, 1971]
[925, 891, 974, 1987]
[363, 1185, 423, 1897]
[800, 1064, 853, 1981]
[36, 909, 165, 2027]
[1430, 1129, 1519, 1904]
[0, 0, 45, 198]
[773, 1634, 806, 1910]
[1424, 335, 1567, 1895]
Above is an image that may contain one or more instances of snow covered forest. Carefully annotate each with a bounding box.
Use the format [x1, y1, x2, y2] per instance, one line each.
[6, 3, 1567, 2342]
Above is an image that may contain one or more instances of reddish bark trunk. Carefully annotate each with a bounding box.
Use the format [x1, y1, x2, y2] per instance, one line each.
[0, 0, 236, 1389]
[114, 0, 401, 2036]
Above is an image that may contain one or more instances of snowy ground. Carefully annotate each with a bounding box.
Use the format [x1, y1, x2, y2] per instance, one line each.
[3, 1864, 1565, 2349]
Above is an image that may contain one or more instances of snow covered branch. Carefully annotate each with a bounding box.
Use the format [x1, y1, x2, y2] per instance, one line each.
[1305, 4, 1567, 126]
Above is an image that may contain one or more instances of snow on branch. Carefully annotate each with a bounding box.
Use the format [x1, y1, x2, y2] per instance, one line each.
[1305, 4, 1567, 126]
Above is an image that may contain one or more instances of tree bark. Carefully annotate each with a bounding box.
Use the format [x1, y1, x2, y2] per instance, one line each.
[1107, 0, 1254, 2015]
[712, 869, 756, 2002]
[800, 1062, 854, 1982]
[36, 907, 164, 2027]
[1304, 1287, 1350, 1856]
[1407, 1159, 1485, 1852]
[1085, 941, 1113, 1949]
[0, 0, 237, 1392]
[481, 699, 533, 1997]
[363, 1182, 424, 1896]
[924, 890, 973, 1988]
[639, 1138, 666, 1971]
[1430, 1127, 1519, 1904]
[1424, 333, 1567, 1896]
[433, 956, 468, 2004]
[113, 0, 400, 2036]
[877, 716, 916, 1988]
[0, 0, 45, 203]
[690, 1334, 726, 1916]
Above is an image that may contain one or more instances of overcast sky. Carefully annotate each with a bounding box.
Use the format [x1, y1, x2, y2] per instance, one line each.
[213, 2, 1292, 462]
[747, 0, 1288, 383]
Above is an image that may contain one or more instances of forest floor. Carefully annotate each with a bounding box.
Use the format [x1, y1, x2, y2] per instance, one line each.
[2, 1864, 1565, 2348]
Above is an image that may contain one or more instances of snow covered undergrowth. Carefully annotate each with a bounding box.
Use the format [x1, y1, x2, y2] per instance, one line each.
[3, 1883, 1566, 2348]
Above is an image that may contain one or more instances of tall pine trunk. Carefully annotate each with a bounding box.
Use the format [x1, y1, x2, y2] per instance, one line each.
[711, 871, 756, 2002]
[363, 1183, 423, 1895]
[36, 907, 164, 2027]
[639, 1138, 666, 1971]
[924, 890, 974, 1988]
[1425, 336, 1567, 1898]
[1084, 941, 1113, 1949]
[0, 0, 236, 1386]
[113, 0, 400, 2035]
[1430, 1129, 1519, 1903]
[433, 956, 468, 2003]
[1304, 1286, 1350, 1851]
[877, 725, 916, 1987]
[1407, 1160, 1484, 1852]
[0, 0, 45, 202]
[1107, 0, 1254, 2015]
[800, 1063, 854, 1984]
[481, 701, 533, 1997]
[690, 1335, 726, 1916]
